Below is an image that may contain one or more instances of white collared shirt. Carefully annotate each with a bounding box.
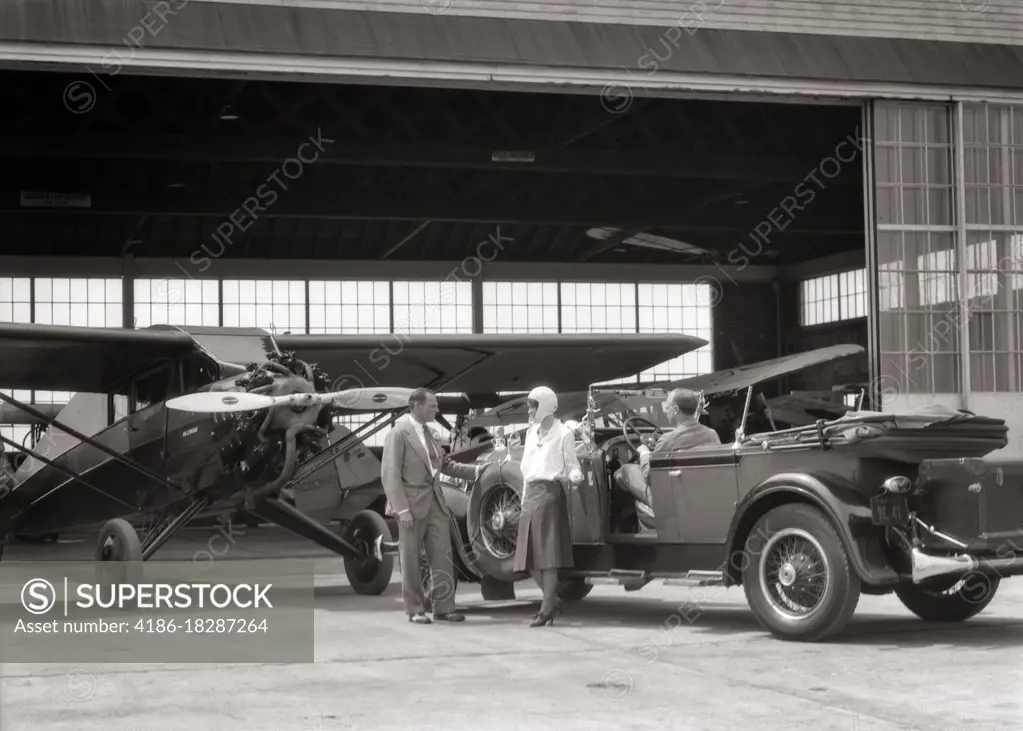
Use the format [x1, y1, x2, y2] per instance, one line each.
[409, 418, 438, 477]
[520, 419, 583, 489]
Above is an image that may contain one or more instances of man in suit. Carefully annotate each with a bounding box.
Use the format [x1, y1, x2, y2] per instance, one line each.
[381, 387, 482, 624]
[637, 387, 720, 482]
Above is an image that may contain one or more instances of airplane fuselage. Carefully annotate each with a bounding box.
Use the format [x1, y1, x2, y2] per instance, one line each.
[1, 399, 232, 536]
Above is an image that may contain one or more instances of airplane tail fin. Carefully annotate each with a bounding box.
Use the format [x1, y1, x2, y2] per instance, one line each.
[13, 393, 112, 481]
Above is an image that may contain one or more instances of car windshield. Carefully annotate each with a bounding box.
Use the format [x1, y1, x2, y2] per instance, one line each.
[589, 390, 676, 430]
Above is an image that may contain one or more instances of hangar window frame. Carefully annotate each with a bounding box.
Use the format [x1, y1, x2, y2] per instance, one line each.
[32, 276, 124, 407]
[874, 101, 962, 398]
[799, 268, 867, 326]
[559, 281, 639, 386]
[636, 282, 714, 383]
[221, 279, 308, 334]
[961, 101, 1023, 393]
[560, 281, 637, 336]
[0, 275, 125, 440]
[0, 276, 33, 451]
[0, 276, 31, 325]
[133, 277, 220, 330]
[392, 279, 473, 335]
[308, 279, 391, 335]
[481, 280, 560, 334]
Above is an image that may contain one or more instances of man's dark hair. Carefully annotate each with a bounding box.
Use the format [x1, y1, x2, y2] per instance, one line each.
[408, 387, 434, 407]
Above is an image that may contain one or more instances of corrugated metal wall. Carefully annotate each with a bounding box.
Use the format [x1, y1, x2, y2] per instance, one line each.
[260, 0, 1021, 45]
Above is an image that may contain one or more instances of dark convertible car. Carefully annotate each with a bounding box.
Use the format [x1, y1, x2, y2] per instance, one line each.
[449, 386, 1023, 641]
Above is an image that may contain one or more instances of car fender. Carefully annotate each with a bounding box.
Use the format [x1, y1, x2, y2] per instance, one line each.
[441, 483, 469, 519]
[440, 483, 483, 580]
[724, 472, 899, 588]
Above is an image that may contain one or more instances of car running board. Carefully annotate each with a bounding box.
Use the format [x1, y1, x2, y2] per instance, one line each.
[584, 569, 651, 591]
[575, 570, 726, 590]
[662, 571, 726, 588]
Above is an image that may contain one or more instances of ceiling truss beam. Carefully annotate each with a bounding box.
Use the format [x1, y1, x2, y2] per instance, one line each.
[0, 137, 858, 183]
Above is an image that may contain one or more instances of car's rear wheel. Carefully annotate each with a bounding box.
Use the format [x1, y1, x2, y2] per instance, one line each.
[556, 579, 593, 601]
[467, 462, 528, 583]
[895, 573, 999, 621]
[742, 503, 860, 642]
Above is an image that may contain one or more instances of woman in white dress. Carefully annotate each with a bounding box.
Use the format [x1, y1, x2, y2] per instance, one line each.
[514, 386, 584, 626]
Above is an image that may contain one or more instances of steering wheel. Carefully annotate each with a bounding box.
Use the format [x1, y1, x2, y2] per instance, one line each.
[622, 416, 663, 451]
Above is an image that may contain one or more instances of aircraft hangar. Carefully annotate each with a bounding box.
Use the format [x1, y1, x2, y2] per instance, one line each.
[1, 1, 1023, 455]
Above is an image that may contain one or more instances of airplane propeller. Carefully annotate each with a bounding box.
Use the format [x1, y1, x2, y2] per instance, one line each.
[165, 387, 415, 414]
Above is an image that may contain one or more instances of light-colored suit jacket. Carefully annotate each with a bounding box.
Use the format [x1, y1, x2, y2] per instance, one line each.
[381, 418, 478, 519]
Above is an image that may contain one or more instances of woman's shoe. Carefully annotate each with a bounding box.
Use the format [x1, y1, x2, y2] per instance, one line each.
[530, 610, 554, 627]
[534, 599, 562, 620]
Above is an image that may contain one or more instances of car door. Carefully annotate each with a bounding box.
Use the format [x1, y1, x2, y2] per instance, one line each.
[650, 445, 740, 543]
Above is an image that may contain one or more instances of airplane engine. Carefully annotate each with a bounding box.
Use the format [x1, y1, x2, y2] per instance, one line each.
[214, 350, 336, 501]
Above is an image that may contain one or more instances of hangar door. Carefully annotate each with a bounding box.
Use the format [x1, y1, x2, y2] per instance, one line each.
[871, 100, 1023, 457]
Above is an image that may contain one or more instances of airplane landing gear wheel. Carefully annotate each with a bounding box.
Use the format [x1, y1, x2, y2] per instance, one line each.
[343, 510, 394, 595]
[95, 518, 143, 585]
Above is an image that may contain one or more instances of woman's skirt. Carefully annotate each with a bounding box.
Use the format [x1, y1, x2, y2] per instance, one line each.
[513, 479, 574, 572]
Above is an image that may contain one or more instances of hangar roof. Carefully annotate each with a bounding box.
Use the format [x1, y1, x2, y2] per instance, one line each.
[4, 2, 1023, 90]
[13, 3, 1017, 266]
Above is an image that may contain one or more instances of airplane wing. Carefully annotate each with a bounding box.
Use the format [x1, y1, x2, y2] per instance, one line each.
[0, 322, 196, 393]
[466, 344, 866, 426]
[274, 332, 707, 394]
[644, 344, 865, 397]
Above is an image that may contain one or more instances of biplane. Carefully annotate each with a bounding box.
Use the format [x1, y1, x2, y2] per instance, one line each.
[0, 322, 703, 594]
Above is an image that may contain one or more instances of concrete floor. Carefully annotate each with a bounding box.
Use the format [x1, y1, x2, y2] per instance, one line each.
[2, 526, 1022, 731]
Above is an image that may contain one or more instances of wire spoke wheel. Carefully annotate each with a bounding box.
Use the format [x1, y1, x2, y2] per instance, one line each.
[479, 484, 521, 560]
[759, 528, 830, 621]
[894, 571, 999, 622]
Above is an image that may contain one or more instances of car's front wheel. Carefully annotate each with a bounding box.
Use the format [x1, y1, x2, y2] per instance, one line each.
[467, 462, 527, 583]
[895, 573, 999, 622]
[742, 503, 861, 642]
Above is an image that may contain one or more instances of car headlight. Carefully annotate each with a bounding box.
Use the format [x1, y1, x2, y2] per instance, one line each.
[881, 475, 912, 494]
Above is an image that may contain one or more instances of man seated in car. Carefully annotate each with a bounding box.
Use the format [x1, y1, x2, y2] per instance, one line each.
[637, 387, 720, 482]
[614, 388, 720, 531]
